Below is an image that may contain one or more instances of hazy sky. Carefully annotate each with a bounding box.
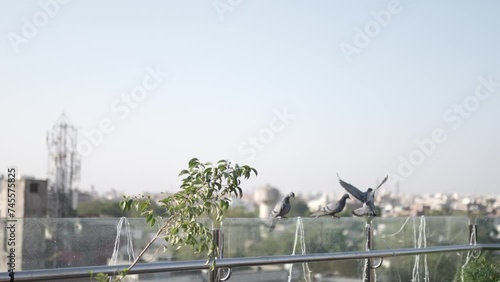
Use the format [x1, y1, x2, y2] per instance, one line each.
[1, 0, 499, 196]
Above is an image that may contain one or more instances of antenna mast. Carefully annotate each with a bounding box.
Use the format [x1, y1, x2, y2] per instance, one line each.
[46, 113, 81, 217]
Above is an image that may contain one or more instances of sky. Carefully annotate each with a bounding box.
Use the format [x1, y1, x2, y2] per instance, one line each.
[0, 0, 499, 196]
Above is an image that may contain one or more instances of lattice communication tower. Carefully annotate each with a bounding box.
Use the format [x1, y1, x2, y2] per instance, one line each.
[46, 113, 81, 217]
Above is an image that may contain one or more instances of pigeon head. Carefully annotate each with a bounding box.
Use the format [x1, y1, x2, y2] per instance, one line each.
[367, 188, 373, 193]
[287, 192, 295, 198]
[342, 193, 350, 200]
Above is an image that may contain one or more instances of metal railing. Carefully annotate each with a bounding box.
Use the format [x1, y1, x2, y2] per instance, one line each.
[1, 243, 499, 281]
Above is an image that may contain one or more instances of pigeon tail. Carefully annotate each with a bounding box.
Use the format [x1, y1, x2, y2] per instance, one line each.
[310, 211, 326, 217]
[269, 219, 277, 231]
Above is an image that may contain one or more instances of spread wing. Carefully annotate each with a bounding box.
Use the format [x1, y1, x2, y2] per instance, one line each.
[337, 174, 366, 203]
[374, 175, 389, 191]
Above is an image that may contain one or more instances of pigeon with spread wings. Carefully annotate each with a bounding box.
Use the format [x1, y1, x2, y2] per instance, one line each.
[337, 174, 388, 217]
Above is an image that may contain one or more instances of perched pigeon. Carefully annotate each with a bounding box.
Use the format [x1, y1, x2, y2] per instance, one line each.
[269, 192, 295, 231]
[311, 193, 350, 218]
[337, 174, 388, 217]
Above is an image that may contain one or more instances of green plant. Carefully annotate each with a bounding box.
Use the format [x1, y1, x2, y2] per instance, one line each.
[93, 158, 257, 281]
[455, 255, 500, 282]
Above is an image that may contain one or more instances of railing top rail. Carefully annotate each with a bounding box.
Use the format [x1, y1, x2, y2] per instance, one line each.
[1, 243, 499, 281]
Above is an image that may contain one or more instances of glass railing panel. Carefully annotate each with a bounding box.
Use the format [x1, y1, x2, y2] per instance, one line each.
[221, 217, 366, 281]
[475, 216, 500, 244]
[2, 215, 496, 281]
[138, 270, 206, 282]
[229, 266, 294, 282]
[30, 271, 207, 282]
[302, 217, 366, 281]
[0, 217, 212, 272]
[372, 216, 469, 281]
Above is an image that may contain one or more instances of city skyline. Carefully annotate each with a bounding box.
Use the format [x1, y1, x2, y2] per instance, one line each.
[1, 1, 500, 196]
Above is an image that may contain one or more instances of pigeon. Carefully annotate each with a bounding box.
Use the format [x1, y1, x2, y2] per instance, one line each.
[311, 193, 350, 218]
[337, 174, 388, 217]
[269, 192, 295, 231]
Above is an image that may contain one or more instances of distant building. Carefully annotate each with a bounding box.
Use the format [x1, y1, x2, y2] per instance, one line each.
[254, 184, 281, 218]
[0, 177, 48, 270]
[306, 193, 330, 212]
[0, 176, 48, 217]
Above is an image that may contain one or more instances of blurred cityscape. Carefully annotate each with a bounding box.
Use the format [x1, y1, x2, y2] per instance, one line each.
[0, 114, 499, 281]
[1, 175, 499, 220]
[0, 113, 497, 220]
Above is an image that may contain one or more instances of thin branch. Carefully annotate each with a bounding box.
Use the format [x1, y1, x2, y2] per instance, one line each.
[113, 216, 175, 281]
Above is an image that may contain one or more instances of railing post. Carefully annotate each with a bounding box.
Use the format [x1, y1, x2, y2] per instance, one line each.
[468, 216, 478, 245]
[363, 218, 375, 282]
[209, 229, 224, 282]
